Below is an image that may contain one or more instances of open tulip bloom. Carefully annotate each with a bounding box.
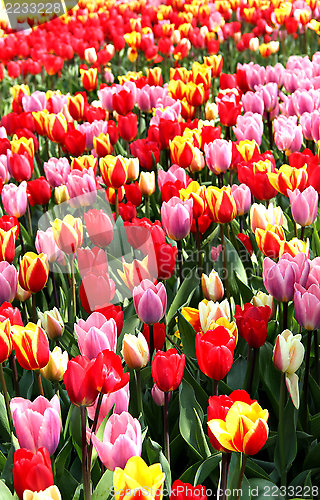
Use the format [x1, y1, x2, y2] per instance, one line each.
[1, 5, 320, 500]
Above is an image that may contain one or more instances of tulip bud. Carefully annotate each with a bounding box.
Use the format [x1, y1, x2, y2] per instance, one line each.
[205, 102, 218, 121]
[15, 283, 31, 302]
[273, 329, 304, 374]
[84, 47, 97, 64]
[139, 172, 155, 197]
[151, 384, 171, 407]
[40, 346, 69, 382]
[201, 270, 224, 301]
[23, 486, 62, 499]
[38, 307, 64, 339]
[122, 332, 149, 369]
[127, 158, 139, 181]
[252, 291, 274, 318]
[0, 319, 12, 363]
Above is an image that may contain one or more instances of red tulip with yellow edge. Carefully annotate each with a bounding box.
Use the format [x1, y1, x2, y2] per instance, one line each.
[237, 140, 260, 162]
[267, 164, 308, 196]
[180, 99, 195, 120]
[208, 398, 269, 455]
[203, 54, 223, 78]
[71, 155, 97, 174]
[68, 94, 85, 121]
[189, 62, 212, 89]
[147, 67, 163, 86]
[169, 136, 195, 169]
[11, 136, 35, 158]
[11, 322, 50, 370]
[0, 227, 18, 263]
[168, 79, 186, 100]
[206, 186, 237, 224]
[255, 224, 285, 259]
[19, 252, 49, 294]
[45, 113, 68, 143]
[93, 133, 113, 157]
[80, 68, 98, 92]
[99, 155, 128, 189]
[32, 110, 49, 136]
[170, 67, 189, 83]
[278, 238, 309, 258]
[0, 319, 12, 364]
[118, 256, 155, 292]
[52, 215, 83, 255]
[186, 82, 205, 107]
[179, 181, 206, 219]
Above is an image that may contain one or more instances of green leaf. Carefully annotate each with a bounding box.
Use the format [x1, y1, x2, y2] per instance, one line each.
[92, 470, 113, 500]
[245, 458, 271, 481]
[0, 480, 14, 499]
[0, 394, 10, 439]
[304, 442, 320, 469]
[177, 311, 196, 358]
[274, 396, 298, 476]
[247, 479, 282, 499]
[145, 438, 171, 494]
[179, 380, 211, 459]
[193, 453, 222, 486]
[167, 270, 199, 325]
[55, 437, 73, 479]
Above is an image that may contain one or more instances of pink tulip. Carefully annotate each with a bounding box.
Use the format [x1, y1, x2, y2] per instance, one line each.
[35, 227, 64, 264]
[48, 94, 68, 114]
[241, 91, 264, 115]
[0, 155, 10, 183]
[263, 252, 310, 302]
[22, 91, 47, 112]
[136, 86, 152, 112]
[77, 121, 109, 150]
[291, 89, 315, 117]
[87, 383, 129, 428]
[257, 83, 279, 114]
[245, 63, 266, 90]
[44, 157, 70, 188]
[1, 181, 27, 217]
[75, 312, 117, 359]
[158, 164, 189, 193]
[0, 262, 17, 304]
[91, 411, 142, 471]
[294, 283, 320, 330]
[151, 384, 171, 406]
[161, 196, 193, 241]
[233, 113, 263, 145]
[306, 258, 320, 288]
[66, 168, 97, 208]
[10, 395, 61, 455]
[265, 63, 285, 87]
[288, 187, 318, 227]
[231, 184, 251, 216]
[283, 71, 300, 93]
[310, 110, 320, 143]
[300, 113, 313, 141]
[133, 279, 167, 325]
[274, 116, 303, 154]
[211, 244, 222, 262]
[204, 139, 232, 175]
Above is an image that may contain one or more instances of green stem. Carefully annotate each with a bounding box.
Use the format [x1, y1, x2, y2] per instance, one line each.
[87, 392, 104, 473]
[35, 370, 44, 397]
[244, 347, 258, 396]
[26, 203, 33, 239]
[135, 370, 143, 417]
[0, 364, 14, 433]
[213, 380, 219, 396]
[218, 453, 231, 500]
[278, 373, 287, 487]
[115, 189, 119, 220]
[236, 454, 247, 500]
[32, 293, 37, 323]
[195, 219, 203, 278]
[300, 226, 305, 240]
[9, 353, 20, 396]
[282, 301, 288, 331]
[220, 224, 230, 301]
[313, 330, 319, 385]
[50, 270, 59, 309]
[302, 330, 312, 426]
[70, 257, 76, 322]
[19, 222, 25, 255]
[149, 324, 154, 365]
[177, 240, 184, 285]
[145, 196, 150, 220]
[164, 392, 170, 465]
[80, 406, 91, 500]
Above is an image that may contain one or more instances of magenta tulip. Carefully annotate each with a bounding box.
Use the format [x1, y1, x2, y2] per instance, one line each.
[133, 279, 167, 325]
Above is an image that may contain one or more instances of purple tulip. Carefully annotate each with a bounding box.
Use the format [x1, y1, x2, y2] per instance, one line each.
[204, 139, 232, 175]
[133, 279, 167, 325]
[288, 187, 318, 227]
[161, 196, 193, 241]
[263, 252, 310, 302]
[0, 262, 18, 304]
[231, 184, 251, 216]
[294, 283, 320, 330]
[10, 395, 61, 455]
[91, 411, 142, 471]
[75, 312, 117, 359]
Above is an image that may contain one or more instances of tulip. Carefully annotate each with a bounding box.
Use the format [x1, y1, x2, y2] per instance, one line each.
[179, 181, 206, 219]
[71, 155, 98, 173]
[250, 202, 284, 233]
[45, 113, 67, 143]
[218, 92, 242, 127]
[139, 172, 155, 197]
[206, 186, 237, 224]
[95, 349, 130, 394]
[99, 155, 128, 189]
[268, 164, 307, 196]
[68, 94, 85, 121]
[234, 303, 271, 348]
[52, 215, 83, 255]
[91, 411, 142, 471]
[44, 158, 70, 188]
[19, 252, 49, 293]
[294, 283, 320, 331]
[208, 399, 269, 455]
[7, 152, 34, 182]
[63, 355, 101, 407]
[122, 332, 149, 369]
[22, 91, 47, 112]
[1, 181, 28, 218]
[23, 485, 61, 500]
[238, 157, 277, 201]
[231, 184, 251, 216]
[133, 279, 167, 325]
[75, 313, 117, 360]
[288, 186, 318, 227]
[112, 89, 135, 116]
[169, 136, 195, 169]
[252, 292, 274, 318]
[127, 157, 140, 181]
[11, 322, 50, 371]
[54, 186, 69, 205]
[84, 209, 114, 248]
[255, 224, 285, 259]
[113, 456, 165, 500]
[199, 299, 231, 333]
[0, 262, 18, 304]
[66, 168, 97, 208]
[171, 480, 207, 500]
[35, 228, 64, 264]
[80, 271, 115, 313]
[13, 448, 54, 500]
[0, 319, 12, 363]
[233, 112, 264, 145]
[273, 117, 303, 155]
[38, 308, 64, 339]
[80, 68, 98, 92]
[10, 395, 60, 455]
[118, 113, 137, 142]
[40, 346, 68, 382]
[161, 196, 193, 241]
[87, 383, 129, 429]
[142, 323, 166, 352]
[152, 348, 185, 392]
[204, 139, 232, 175]
[27, 177, 51, 207]
[201, 270, 224, 301]
[263, 252, 310, 303]
[0, 302, 23, 326]
[196, 327, 236, 380]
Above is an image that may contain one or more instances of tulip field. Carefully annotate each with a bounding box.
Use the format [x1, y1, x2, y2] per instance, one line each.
[2, 0, 320, 499]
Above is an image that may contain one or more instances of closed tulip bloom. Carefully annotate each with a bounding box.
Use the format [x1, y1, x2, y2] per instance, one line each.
[2, 181, 27, 218]
[95, 349, 130, 394]
[196, 327, 236, 380]
[201, 270, 224, 301]
[118, 113, 138, 142]
[208, 398, 269, 455]
[0, 319, 12, 363]
[151, 384, 172, 407]
[11, 322, 50, 370]
[199, 299, 231, 333]
[40, 346, 68, 382]
[139, 171, 155, 196]
[0, 226, 16, 263]
[161, 196, 193, 240]
[233, 112, 264, 145]
[13, 448, 54, 500]
[44, 158, 70, 188]
[273, 329, 304, 374]
[63, 355, 101, 407]
[288, 187, 318, 227]
[19, 252, 49, 293]
[99, 155, 128, 189]
[252, 292, 274, 318]
[66, 168, 97, 208]
[75, 313, 117, 359]
[122, 332, 149, 369]
[133, 279, 167, 325]
[80, 68, 98, 92]
[8, 152, 34, 182]
[151, 348, 185, 392]
[250, 202, 284, 232]
[204, 139, 232, 175]
[255, 224, 285, 259]
[91, 411, 142, 471]
[93, 133, 113, 157]
[23, 485, 61, 500]
[84, 209, 114, 248]
[231, 184, 251, 216]
[54, 185, 69, 205]
[206, 186, 237, 224]
[38, 308, 64, 340]
[0, 262, 18, 304]
[35, 228, 64, 264]
[268, 164, 307, 196]
[294, 283, 320, 330]
[263, 252, 310, 302]
[234, 303, 270, 348]
[113, 456, 165, 500]
[87, 383, 129, 429]
[10, 395, 60, 455]
[52, 215, 83, 254]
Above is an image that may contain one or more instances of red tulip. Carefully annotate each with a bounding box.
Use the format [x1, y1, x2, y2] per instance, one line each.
[143, 322, 166, 351]
[234, 303, 270, 348]
[63, 355, 101, 407]
[152, 348, 185, 392]
[27, 177, 51, 206]
[13, 447, 54, 500]
[112, 89, 135, 116]
[118, 113, 137, 142]
[195, 327, 236, 381]
[95, 349, 130, 394]
[84, 209, 114, 248]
